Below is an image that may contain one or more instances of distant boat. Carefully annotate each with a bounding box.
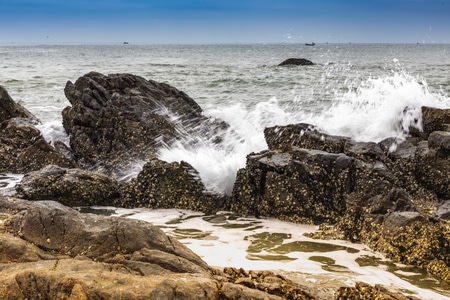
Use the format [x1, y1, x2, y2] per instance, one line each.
[305, 42, 315, 46]
[123, 42, 129, 45]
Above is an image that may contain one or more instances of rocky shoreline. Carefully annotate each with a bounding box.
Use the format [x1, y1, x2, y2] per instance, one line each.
[1, 71, 449, 299]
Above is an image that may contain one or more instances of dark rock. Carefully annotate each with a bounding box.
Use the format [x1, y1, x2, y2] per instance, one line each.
[414, 141, 450, 198]
[0, 86, 38, 123]
[231, 148, 363, 224]
[62, 72, 228, 176]
[15, 165, 120, 207]
[428, 131, 450, 158]
[278, 58, 315, 66]
[421, 106, 450, 138]
[265, 123, 348, 153]
[0, 118, 75, 173]
[120, 158, 222, 213]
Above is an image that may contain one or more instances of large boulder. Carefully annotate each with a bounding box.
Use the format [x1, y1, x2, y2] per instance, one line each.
[0, 118, 75, 173]
[120, 158, 223, 213]
[62, 72, 228, 176]
[15, 165, 120, 207]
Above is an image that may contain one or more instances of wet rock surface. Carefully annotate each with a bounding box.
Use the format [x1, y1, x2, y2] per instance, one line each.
[62, 72, 228, 176]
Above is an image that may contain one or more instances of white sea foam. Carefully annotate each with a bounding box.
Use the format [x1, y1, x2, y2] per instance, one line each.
[309, 71, 450, 142]
[159, 70, 450, 195]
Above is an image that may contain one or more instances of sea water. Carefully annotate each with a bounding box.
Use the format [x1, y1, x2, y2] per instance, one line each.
[1, 43, 450, 298]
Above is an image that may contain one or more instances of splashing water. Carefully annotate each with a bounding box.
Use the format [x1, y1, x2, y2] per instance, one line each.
[311, 71, 449, 142]
[159, 70, 450, 195]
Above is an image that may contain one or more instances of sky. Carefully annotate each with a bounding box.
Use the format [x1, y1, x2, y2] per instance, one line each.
[0, 0, 449, 44]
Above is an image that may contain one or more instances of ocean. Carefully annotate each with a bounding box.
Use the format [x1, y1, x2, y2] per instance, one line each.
[1, 43, 450, 298]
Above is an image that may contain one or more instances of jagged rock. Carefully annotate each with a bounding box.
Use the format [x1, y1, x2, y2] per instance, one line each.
[62, 72, 228, 176]
[278, 58, 315, 66]
[234, 122, 450, 278]
[421, 106, 450, 138]
[0, 86, 38, 123]
[15, 165, 120, 207]
[120, 158, 222, 213]
[231, 126, 397, 224]
[0, 118, 75, 173]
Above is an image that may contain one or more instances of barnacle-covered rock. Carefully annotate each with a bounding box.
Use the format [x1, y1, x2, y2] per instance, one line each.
[414, 140, 450, 199]
[334, 281, 420, 300]
[0, 118, 75, 173]
[231, 143, 395, 224]
[223, 267, 315, 299]
[15, 165, 120, 207]
[62, 72, 228, 176]
[120, 158, 222, 213]
[427, 259, 450, 285]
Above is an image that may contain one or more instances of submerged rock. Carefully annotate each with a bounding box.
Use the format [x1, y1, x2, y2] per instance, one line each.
[62, 72, 228, 176]
[278, 58, 315, 66]
[15, 165, 120, 207]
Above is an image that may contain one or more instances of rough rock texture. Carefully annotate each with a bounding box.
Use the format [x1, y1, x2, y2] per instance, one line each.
[15, 165, 120, 207]
[231, 120, 450, 282]
[222, 267, 315, 299]
[335, 282, 420, 300]
[62, 72, 228, 176]
[0, 197, 327, 300]
[278, 58, 315, 66]
[0, 118, 75, 173]
[420, 106, 450, 138]
[0, 86, 38, 122]
[120, 158, 223, 213]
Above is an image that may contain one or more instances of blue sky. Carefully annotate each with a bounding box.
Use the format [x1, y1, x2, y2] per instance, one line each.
[0, 0, 449, 44]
